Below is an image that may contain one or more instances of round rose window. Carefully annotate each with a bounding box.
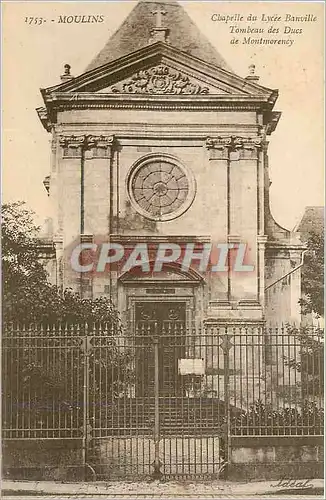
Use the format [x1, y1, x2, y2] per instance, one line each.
[127, 156, 195, 221]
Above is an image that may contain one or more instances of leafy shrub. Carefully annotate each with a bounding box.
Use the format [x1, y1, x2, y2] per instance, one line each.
[231, 400, 324, 436]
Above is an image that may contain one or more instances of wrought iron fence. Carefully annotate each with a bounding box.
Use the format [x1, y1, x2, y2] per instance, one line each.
[2, 322, 324, 480]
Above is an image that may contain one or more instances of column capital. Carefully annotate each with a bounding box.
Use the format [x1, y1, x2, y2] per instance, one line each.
[59, 134, 87, 157]
[240, 135, 264, 160]
[257, 235, 268, 246]
[206, 135, 265, 160]
[59, 134, 86, 147]
[86, 135, 116, 159]
[205, 136, 231, 160]
[86, 134, 115, 147]
[59, 134, 116, 158]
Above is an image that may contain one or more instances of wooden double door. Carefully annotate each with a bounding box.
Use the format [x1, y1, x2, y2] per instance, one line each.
[135, 302, 186, 397]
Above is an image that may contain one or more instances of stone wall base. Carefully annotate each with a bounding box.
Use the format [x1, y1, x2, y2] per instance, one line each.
[229, 435, 324, 481]
[3, 439, 85, 481]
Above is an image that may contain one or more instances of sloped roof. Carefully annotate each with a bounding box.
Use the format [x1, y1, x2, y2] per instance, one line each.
[295, 206, 324, 241]
[86, 0, 232, 73]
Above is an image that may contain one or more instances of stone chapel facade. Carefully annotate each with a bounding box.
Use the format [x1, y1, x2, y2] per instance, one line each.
[38, 0, 303, 331]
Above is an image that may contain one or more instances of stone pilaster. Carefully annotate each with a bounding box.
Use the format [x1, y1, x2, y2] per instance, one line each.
[58, 134, 116, 238]
[83, 135, 115, 236]
[49, 132, 59, 235]
[58, 135, 85, 243]
[206, 135, 264, 320]
[53, 234, 64, 292]
[229, 136, 263, 302]
[79, 233, 94, 299]
[288, 247, 304, 324]
[206, 137, 229, 303]
[257, 235, 268, 306]
[58, 134, 116, 293]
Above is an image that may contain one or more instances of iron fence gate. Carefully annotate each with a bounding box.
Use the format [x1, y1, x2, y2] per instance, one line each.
[2, 322, 324, 481]
[87, 320, 229, 480]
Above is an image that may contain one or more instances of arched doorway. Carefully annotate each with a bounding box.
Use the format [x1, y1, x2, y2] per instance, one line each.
[119, 263, 204, 398]
[135, 301, 186, 397]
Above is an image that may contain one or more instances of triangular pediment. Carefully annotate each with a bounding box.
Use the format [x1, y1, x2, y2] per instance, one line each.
[42, 43, 276, 100]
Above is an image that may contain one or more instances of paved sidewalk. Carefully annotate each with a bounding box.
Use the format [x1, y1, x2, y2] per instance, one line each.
[1, 478, 324, 498]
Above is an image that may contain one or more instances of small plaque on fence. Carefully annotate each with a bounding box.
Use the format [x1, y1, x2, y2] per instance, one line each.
[178, 358, 205, 375]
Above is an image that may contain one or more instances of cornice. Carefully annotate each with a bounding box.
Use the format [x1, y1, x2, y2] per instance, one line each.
[264, 111, 282, 135]
[44, 93, 273, 117]
[36, 106, 51, 132]
[57, 123, 260, 130]
[48, 92, 274, 105]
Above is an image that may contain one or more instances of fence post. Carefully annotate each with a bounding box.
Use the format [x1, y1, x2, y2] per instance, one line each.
[152, 321, 162, 479]
[82, 323, 93, 481]
[220, 332, 233, 478]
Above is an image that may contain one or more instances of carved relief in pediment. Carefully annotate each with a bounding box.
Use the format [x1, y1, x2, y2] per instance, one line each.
[109, 65, 210, 95]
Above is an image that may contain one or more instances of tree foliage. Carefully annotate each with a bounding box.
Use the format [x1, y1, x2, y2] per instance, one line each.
[285, 323, 324, 395]
[2, 202, 132, 438]
[300, 231, 324, 318]
[2, 201, 120, 326]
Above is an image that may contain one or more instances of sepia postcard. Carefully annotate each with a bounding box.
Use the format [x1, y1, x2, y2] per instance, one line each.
[2, 1, 325, 498]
